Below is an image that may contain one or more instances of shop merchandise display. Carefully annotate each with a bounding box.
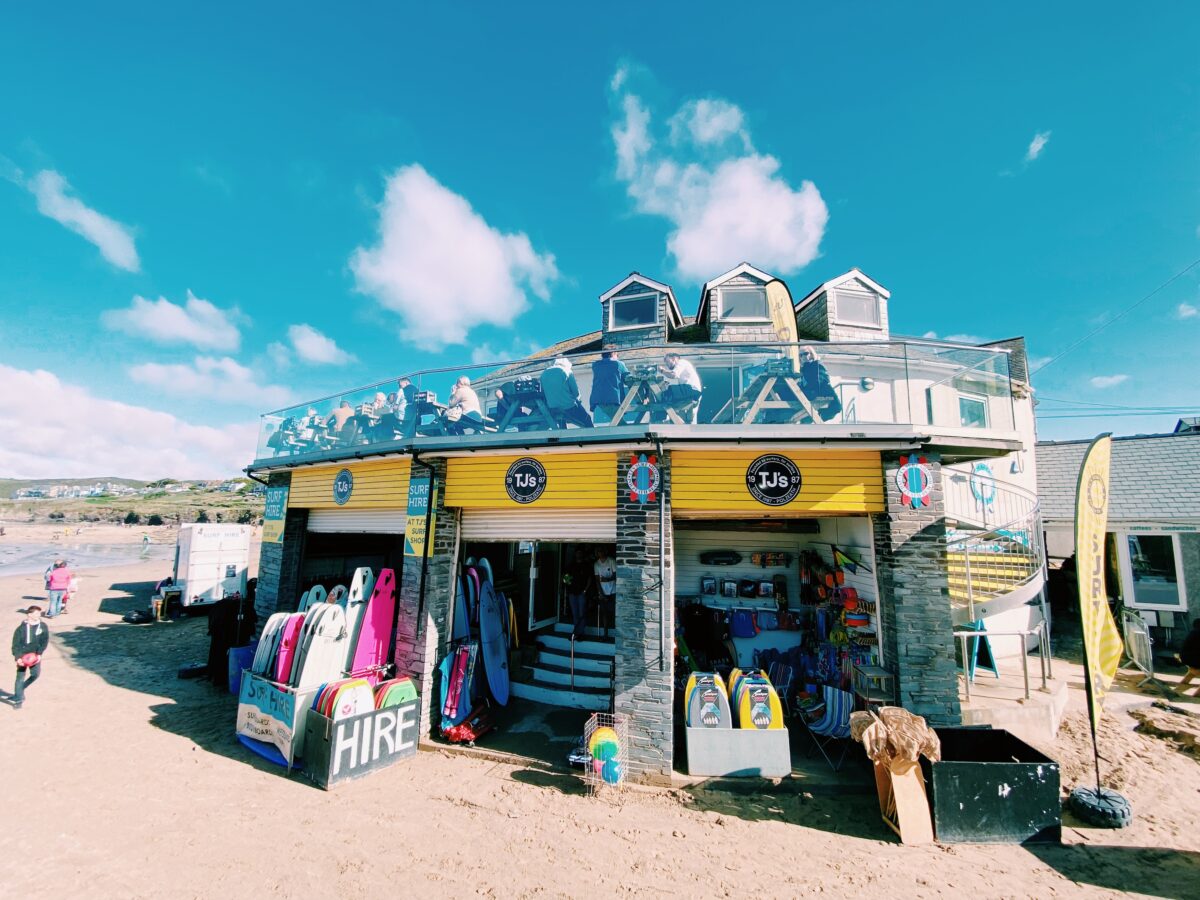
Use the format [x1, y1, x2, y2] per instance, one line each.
[684, 672, 731, 728]
[676, 546, 881, 713]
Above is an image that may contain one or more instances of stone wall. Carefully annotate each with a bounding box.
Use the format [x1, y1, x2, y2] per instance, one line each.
[392, 458, 457, 741]
[254, 471, 308, 629]
[612, 451, 675, 783]
[872, 451, 962, 725]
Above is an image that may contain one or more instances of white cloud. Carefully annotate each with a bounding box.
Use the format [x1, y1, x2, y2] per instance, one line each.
[469, 338, 543, 366]
[128, 356, 292, 408]
[102, 291, 243, 351]
[1177, 302, 1198, 320]
[669, 99, 750, 149]
[611, 71, 828, 280]
[1089, 374, 1128, 389]
[0, 363, 256, 479]
[920, 331, 986, 344]
[285, 323, 356, 365]
[350, 164, 559, 350]
[1025, 131, 1051, 163]
[28, 170, 140, 271]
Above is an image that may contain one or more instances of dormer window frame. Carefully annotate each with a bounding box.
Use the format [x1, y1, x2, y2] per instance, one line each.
[716, 285, 771, 323]
[831, 286, 883, 329]
[608, 290, 661, 332]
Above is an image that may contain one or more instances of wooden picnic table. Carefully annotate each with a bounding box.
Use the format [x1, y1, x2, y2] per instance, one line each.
[610, 373, 691, 425]
[710, 367, 819, 425]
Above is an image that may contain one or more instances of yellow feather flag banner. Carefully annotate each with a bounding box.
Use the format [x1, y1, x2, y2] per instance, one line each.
[1075, 433, 1123, 736]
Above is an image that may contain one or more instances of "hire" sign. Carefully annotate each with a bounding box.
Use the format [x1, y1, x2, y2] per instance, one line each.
[304, 699, 420, 789]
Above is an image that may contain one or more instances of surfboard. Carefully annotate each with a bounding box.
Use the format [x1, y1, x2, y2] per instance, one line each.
[349, 567, 397, 677]
[478, 581, 510, 706]
[765, 278, 800, 371]
[685, 673, 732, 729]
[326, 584, 347, 606]
[465, 567, 480, 627]
[343, 569, 374, 672]
[347, 567, 375, 612]
[478, 557, 493, 585]
[274, 613, 307, 683]
[452, 576, 471, 641]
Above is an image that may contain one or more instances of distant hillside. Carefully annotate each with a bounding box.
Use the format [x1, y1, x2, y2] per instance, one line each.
[0, 477, 149, 499]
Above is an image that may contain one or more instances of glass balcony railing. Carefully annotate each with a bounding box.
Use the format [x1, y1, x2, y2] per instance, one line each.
[252, 340, 1015, 463]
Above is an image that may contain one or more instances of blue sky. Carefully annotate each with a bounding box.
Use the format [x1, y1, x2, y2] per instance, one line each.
[1, 3, 1198, 477]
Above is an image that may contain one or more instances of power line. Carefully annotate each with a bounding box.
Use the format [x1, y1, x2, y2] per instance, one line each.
[1038, 396, 1193, 411]
[1038, 409, 1200, 420]
[1029, 257, 1200, 376]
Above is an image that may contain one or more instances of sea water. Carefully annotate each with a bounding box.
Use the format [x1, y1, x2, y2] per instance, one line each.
[0, 540, 175, 577]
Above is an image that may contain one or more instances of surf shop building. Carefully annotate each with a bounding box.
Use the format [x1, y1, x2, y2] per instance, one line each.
[248, 264, 1040, 783]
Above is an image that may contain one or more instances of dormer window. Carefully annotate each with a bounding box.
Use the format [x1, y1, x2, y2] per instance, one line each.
[718, 287, 769, 321]
[833, 287, 881, 327]
[610, 292, 659, 330]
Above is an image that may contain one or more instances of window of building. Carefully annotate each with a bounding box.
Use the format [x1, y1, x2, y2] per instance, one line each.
[609, 293, 659, 330]
[717, 287, 769, 321]
[959, 394, 989, 428]
[1121, 533, 1185, 611]
[834, 289, 881, 327]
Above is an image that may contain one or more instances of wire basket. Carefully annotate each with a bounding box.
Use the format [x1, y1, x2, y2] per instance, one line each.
[582, 712, 630, 796]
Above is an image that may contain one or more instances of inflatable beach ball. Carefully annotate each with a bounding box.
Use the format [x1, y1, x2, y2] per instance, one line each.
[602, 759, 622, 785]
[588, 726, 620, 763]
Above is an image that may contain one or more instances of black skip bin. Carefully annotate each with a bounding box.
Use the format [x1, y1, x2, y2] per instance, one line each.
[302, 699, 421, 789]
[921, 727, 1061, 844]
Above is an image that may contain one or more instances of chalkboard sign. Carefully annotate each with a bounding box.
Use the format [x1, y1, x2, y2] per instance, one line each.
[964, 619, 998, 681]
[302, 699, 420, 789]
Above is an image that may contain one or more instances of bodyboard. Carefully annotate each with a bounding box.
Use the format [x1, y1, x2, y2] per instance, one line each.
[685, 673, 731, 728]
[273, 613, 307, 683]
[737, 678, 784, 730]
[307, 585, 327, 607]
[349, 567, 397, 676]
[478, 557, 493, 585]
[452, 576, 471, 641]
[326, 585, 347, 606]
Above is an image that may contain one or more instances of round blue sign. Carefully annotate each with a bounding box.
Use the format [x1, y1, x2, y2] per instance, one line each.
[333, 468, 354, 505]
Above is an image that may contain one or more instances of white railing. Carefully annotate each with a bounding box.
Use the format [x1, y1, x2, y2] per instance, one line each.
[945, 469, 1045, 622]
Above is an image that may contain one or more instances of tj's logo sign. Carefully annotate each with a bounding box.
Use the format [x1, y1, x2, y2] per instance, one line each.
[745, 455, 802, 506]
[332, 468, 354, 506]
[505, 457, 547, 504]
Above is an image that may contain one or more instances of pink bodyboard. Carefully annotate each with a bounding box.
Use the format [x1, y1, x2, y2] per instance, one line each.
[349, 567, 397, 676]
[274, 613, 307, 683]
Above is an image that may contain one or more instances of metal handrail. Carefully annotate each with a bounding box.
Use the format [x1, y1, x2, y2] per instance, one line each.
[955, 622, 1050, 701]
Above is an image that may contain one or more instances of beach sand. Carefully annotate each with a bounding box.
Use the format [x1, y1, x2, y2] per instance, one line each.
[0, 557, 1198, 898]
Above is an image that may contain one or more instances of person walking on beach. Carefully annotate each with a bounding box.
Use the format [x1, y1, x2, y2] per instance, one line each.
[46, 558, 73, 618]
[11, 605, 49, 710]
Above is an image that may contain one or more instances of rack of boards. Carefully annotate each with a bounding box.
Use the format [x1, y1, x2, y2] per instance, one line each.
[249, 566, 399, 690]
[683, 671, 785, 731]
[236, 567, 410, 770]
[438, 557, 517, 745]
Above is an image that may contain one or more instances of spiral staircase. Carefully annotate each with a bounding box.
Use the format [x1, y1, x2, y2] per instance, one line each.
[943, 468, 1046, 633]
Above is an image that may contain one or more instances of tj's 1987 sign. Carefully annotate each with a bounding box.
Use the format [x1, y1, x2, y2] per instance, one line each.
[745, 455, 802, 506]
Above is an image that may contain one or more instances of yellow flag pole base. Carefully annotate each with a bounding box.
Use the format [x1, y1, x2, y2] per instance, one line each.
[1068, 786, 1132, 828]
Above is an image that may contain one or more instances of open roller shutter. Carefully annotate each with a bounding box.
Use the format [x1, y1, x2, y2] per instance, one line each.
[307, 509, 407, 534]
[460, 508, 616, 542]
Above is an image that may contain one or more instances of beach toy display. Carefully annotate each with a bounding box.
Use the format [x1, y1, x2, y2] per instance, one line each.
[582, 714, 628, 792]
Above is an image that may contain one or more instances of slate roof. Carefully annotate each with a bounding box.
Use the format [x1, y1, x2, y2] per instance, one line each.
[1036, 432, 1200, 523]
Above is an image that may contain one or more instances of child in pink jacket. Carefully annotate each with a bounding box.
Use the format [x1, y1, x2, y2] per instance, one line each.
[46, 559, 73, 618]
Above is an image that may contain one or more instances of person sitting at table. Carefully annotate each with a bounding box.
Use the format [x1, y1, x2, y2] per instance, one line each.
[541, 357, 593, 428]
[797, 346, 842, 422]
[326, 400, 355, 431]
[658, 351, 703, 423]
[590, 351, 629, 425]
[443, 376, 484, 434]
[398, 376, 417, 412]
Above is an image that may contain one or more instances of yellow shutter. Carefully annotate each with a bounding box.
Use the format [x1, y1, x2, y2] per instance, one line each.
[445, 452, 616, 508]
[289, 458, 411, 510]
[672, 450, 884, 515]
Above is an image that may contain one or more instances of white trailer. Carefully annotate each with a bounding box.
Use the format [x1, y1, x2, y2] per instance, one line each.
[173, 524, 251, 606]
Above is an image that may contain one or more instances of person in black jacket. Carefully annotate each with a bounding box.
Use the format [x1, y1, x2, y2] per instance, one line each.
[1177, 619, 1200, 696]
[11, 605, 49, 709]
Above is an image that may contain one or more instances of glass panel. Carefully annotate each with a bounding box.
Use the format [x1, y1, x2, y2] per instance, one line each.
[719, 288, 768, 320]
[835, 289, 879, 325]
[1127, 535, 1183, 609]
[611, 294, 657, 328]
[959, 395, 988, 428]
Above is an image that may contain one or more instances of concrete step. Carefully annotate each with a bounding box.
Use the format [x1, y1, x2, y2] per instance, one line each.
[536, 645, 612, 674]
[551, 622, 611, 639]
[510, 679, 610, 711]
[537, 634, 614, 657]
[530, 663, 612, 690]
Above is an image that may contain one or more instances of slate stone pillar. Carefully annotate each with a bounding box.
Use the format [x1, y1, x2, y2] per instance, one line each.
[612, 452, 675, 783]
[393, 458, 457, 741]
[872, 451, 962, 726]
[254, 471, 307, 628]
